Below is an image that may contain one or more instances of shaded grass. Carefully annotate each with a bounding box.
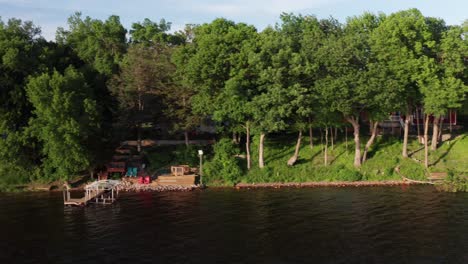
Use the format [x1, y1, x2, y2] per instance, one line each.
[241, 134, 428, 184]
[144, 145, 211, 174]
[142, 133, 468, 186]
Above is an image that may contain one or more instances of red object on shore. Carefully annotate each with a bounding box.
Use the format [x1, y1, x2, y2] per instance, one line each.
[138, 176, 144, 184]
[99, 171, 108, 181]
[107, 162, 126, 174]
[144, 176, 151, 184]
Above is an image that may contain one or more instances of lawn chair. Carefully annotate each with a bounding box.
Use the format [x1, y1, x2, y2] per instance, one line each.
[125, 168, 133, 177]
[138, 176, 144, 184]
[144, 176, 151, 184]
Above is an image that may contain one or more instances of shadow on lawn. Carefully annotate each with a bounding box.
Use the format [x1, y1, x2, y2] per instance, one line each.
[364, 137, 401, 161]
[430, 136, 461, 167]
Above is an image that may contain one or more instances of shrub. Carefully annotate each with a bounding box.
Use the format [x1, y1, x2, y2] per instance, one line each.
[204, 139, 242, 186]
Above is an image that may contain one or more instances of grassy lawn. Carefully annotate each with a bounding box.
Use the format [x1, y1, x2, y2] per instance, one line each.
[240, 134, 451, 184]
[142, 132, 468, 185]
[411, 134, 468, 175]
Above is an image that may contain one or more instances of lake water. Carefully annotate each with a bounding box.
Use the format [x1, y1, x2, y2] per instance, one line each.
[1, 186, 468, 263]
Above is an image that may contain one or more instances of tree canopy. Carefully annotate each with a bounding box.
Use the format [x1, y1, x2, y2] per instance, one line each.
[0, 9, 467, 186]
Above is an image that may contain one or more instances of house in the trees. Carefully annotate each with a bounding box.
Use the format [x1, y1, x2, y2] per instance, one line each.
[364, 108, 460, 136]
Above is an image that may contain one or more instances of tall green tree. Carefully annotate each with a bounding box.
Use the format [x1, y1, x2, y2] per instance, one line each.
[317, 13, 384, 167]
[0, 18, 44, 183]
[169, 42, 201, 146]
[418, 24, 468, 167]
[57, 12, 127, 76]
[109, 44, 174, 152]
[26, 67, 100, 180]
[251, 14, 324, 168]
[370, 9, 433, 158]
[184, 18, 258, 169]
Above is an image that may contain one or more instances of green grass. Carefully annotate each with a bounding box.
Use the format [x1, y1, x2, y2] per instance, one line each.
[129, 132, 468, 187]
[411, 134, 468, 175]
[144, 144, 211, 174]
[239, 134, 429, 184]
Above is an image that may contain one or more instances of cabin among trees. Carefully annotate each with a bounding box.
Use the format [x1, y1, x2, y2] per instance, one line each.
[373, 109, 460, 136]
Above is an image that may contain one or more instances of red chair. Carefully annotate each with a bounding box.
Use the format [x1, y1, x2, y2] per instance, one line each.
[144, 176, 151, 184]
[138, 176, 144, 184]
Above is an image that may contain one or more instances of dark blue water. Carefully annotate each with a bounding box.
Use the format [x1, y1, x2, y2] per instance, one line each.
[1, 186, 468, 263]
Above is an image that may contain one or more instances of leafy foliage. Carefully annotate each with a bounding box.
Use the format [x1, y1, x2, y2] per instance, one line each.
[57, 12, 127, 76]
[204, 139, 243, 186]
[26, 67, 100, 180]
[1, 9, 468, 188]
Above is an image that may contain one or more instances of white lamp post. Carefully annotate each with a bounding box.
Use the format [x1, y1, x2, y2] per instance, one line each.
[198, 150, 204, 186]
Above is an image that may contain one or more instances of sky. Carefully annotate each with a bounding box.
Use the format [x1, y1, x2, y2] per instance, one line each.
[1, 0, 467, 41]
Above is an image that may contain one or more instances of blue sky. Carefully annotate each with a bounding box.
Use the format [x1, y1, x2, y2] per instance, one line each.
[1, 0, 467, 40]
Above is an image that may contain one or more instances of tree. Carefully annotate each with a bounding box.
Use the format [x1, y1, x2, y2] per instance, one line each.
[169, 43, 201, 146]
[317, 13, 384, 167]
[250, 26, 295, 168]
[109, 44, 174, 152]
[370, 9, 432, 158]
[130, 18, 185, 45]
[184, 18, 258, 169]
[0, 18, 44, 182]
[418, 25, 467, 166]
[26, 67, 100, 180]
[277, 14, 324, 166]
[429, 24, 468, 150]
[57, 12, 127, 76]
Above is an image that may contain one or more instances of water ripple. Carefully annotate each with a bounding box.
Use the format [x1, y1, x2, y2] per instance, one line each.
[2, 186, 468, 263]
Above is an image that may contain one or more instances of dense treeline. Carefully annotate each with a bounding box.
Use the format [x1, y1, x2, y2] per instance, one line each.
[0, 9, 467, 185]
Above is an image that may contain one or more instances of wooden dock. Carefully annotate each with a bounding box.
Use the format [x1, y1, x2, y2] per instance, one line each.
[157, 175, 198, 186]
[154, 165, 199, 186]
[64, 180, 121, 206]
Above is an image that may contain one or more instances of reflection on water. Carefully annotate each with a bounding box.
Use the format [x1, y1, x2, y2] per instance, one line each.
[1, 186, 468, 263]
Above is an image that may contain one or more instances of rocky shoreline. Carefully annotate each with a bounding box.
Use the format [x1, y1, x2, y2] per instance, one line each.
[235, 180, 427, 189]
[14, 179, 429, 193]
[116, 181, 200, 192]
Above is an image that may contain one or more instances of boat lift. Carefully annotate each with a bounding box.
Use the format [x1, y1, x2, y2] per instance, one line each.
[63, 180, 121, 206]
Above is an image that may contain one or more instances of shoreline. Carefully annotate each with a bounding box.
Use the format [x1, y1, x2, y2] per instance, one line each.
[234, 180, 428, 189]
[3, 180, 431, 193]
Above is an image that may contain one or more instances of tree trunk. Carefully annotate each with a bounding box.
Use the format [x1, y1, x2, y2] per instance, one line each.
[320, 128, 323, 152]
[416, 107, 421, 144]
[345, 126, 348, 151]
[137, 123, 142, 153]
[287, 131, 302, 166]
[346, 116, 361, 168]
[439, 116, 444, 142]
[184, 130, 189, 147]
[137, 87, 143, 153]
[449, 109, 453, 133]
[246, 123, 251, 170]
[324, 127, 328, 166]
[259, 132, 265, 168]
[309, 126, 314, 149]
[431, 116, 440, 151]
[362, 121, 379, 163]
[335, 127, 338, 141]
[424, 114, 430, 168]
[402, 113, 410, 158]
[232, 132, 237, 144]
[330, 127, 334, 150]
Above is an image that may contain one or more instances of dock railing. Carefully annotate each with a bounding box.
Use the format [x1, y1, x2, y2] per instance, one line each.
[64, 180, 121, 206]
